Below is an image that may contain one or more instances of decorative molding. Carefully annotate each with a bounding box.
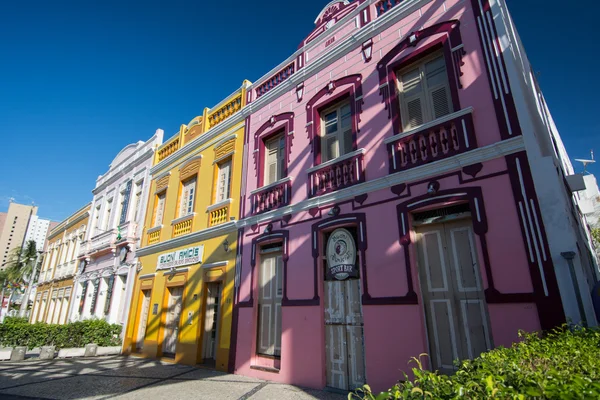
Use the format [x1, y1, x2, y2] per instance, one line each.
[250, 177, 293, 196]
[137, 221, 237, 257]
[207, 198, 233, 212]
[306, 148, 365, 174]
[238, 136, 526, 228]
[253, 112, 295, 187]
[305, 74, 363, 164]
[179, 157, 202, 181]
[202, 261, 228, 269]
[215, 139, 236, 160]
[155, 174, 170, 193]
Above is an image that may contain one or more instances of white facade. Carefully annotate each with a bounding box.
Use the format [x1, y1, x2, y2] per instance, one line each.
[24, 215, 52, 252]
[69, 129, 163, 326]
[492, 0, 599, 326]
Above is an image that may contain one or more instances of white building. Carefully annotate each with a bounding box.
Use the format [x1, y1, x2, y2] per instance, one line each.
[24, 215, 53, 252]
[69, 130, 163, 326]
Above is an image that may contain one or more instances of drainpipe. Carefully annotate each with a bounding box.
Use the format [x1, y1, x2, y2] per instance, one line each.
[561, 251, 588, 326]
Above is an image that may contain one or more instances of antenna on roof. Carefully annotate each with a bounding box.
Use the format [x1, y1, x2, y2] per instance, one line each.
[575, 149, 595, 174]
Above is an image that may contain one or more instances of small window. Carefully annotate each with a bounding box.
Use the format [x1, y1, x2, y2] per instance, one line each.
[264, 134, 285, 185]
[179, 178, 196, 218]
[397, 53, 453, 130]
[153, 192, 166, 227]
[257, 251, 283, 357]
[320, 101, 353, 163]
[216, 160, 232, 202]
[104, 199, 113, 230]
[133, 182, 143, 221]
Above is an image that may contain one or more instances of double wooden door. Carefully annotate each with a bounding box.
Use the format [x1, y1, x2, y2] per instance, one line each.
[324, 279, 365, 391]
[415, 219, 491, 374]
[162, 286, 183, 356]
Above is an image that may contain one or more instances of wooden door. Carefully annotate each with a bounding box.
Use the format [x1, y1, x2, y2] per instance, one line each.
[136, 290, 151, 351]
[415, 219, 491, 374]
[324, 279, 365, 391]
[257, 253, 283, 356]
[202, 282, 221, 360]
[162, 286, 183, 356]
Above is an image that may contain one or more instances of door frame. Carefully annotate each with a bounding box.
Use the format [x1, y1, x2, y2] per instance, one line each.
[133, 289, 152, 352]
[411, 205, 493, 371]
[318, 221, 366, 391]
[200, 281, 223, 362]
[157, 271, 187, 359]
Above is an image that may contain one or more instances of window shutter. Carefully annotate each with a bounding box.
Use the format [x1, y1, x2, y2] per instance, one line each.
[266, 141, 279, 185]
[343, 128, 353, 155]
[430, 87, 451, 119]
[401, 68, 425, 129]
[406, 98, 424, 128]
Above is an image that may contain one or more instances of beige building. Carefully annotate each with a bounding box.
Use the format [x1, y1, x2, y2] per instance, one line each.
[0, 202, 38, 269]
[30, 204, 91, 324]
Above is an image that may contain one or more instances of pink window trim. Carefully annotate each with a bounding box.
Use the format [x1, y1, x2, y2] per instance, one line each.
[305, 74, 364, 165]
[253, 112, 294, 188]
[377, 20, 466, 136]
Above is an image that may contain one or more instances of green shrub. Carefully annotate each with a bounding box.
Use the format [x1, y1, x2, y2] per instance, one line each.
[350, 326, 600, 399]
[0, 317, 122, 350]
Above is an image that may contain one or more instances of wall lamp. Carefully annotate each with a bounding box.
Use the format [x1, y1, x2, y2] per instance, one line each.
[264, 223, 273, 234]
[362, 38, 373, 62]
[223, 239, 230, 253]
[296, 82, 304, 102]
[328, 205, 340, 217]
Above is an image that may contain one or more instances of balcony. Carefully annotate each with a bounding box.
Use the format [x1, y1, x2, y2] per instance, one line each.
[375, 0, 407, 17]
[384, 108, 477, 174]
[156, 135, 180, 163]
[147, 226, 162, 245]
[250, 177, 292, 215]
[172, 214, 194, 237]
[307, 149, 366, 198]
[207, 95, 242, 129]
[208, 199, 232, 227]
[88, 229, 117, 254]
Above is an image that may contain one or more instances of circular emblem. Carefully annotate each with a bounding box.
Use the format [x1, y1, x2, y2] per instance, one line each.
[326, 228, 357, 281]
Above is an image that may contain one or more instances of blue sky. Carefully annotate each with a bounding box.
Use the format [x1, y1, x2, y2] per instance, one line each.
[0, 0, 597, 221]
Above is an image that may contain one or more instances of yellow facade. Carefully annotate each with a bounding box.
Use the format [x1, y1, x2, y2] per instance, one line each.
[123, 81, 250, 371]
[31, 204, 91, 325]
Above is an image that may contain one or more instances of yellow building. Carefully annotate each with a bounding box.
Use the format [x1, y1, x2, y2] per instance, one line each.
[122, 81, 250, 371]
[31, 204, 91, 324]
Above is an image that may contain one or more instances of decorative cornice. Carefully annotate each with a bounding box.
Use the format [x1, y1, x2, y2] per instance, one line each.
[92, 148, 154, 195]
[239, 136, 526, 227]
[136, 221, 237, 257]
[150, 123, 244, 176]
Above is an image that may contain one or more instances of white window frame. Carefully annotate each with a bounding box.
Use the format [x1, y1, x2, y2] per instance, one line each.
[320, 100, 353, 163]
[179, 177, 196, 218]
[133, 182, 143, 222]
[397, 51, 454, 131]
[154, 192, 166, 227]
[215, 159, 232, 203]
[263, 134, 286, 186]
[104, 199, 113, 231]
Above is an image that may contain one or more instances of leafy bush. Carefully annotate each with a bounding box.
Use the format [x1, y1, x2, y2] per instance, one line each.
[0, 317, 122, 349]
[350, 326, 600, 399]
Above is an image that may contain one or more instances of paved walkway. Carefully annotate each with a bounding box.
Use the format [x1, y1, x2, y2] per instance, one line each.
[0, 356, 347, 399]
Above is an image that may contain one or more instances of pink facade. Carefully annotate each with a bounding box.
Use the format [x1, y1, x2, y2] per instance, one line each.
[230, 0, 579, 392]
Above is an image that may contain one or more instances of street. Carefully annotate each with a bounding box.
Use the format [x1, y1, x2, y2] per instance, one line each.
[0, 356, 347, 400]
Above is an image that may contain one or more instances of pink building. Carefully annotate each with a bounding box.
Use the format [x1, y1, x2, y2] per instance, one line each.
[230, 0, 599, 392]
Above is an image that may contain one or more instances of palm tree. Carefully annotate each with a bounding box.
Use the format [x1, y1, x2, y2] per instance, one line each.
[2, 240, 40, 318]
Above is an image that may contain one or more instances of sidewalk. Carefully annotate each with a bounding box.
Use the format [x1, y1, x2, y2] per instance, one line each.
[0, 356, 347, 399]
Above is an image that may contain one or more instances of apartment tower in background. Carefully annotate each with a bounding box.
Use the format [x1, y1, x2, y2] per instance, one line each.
[0, 202, 38, 269]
